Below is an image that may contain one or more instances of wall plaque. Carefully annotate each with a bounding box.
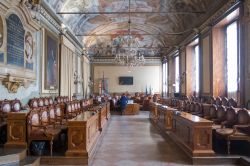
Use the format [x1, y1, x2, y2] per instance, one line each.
[6, 14, 25, 67]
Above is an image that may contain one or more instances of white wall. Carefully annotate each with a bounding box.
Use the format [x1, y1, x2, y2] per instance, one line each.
[93, 65, 162, 94]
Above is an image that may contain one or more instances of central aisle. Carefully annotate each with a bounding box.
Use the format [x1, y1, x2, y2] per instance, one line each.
[91, 111, 191, 166]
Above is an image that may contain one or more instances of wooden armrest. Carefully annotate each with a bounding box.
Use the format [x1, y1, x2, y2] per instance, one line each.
[233, 125, 250, 134]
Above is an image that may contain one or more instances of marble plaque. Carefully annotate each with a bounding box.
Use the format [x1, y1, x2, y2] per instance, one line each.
[6, 14, 25, 67]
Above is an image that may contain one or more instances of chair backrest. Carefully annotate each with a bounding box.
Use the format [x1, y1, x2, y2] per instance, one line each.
[194, 103, 202, 114]
[48, 106, 56, 120]
[228, 98, 237, 108]
[210, 96, 216, 104]
[190, 102, 195, 112]
[49, 97, 53, 105]
[38, 98, 44, 107]
[209, 104, 217, 119]
[222, 97, 229, 107]
[40, 109, 49, 126]
[225, 107, 237, 125]
[215, 97, 222, 106]
[1, 100, 11, 113]
[237, 109, 250, 125]
[44, 97, 49, 106]
[11, 99, 21, 112]
[216, 105, 226, 122]
[71, 103, 75, 111]
[66, 104, 72, 113]
[29, 98, 38, 108]
[55, 104, 62, 117]
[28, 109, 40, 130]
[185, 101, 191, 112]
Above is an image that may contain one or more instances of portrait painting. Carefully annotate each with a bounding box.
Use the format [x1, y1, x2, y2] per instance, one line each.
[43, 29, 59, 93]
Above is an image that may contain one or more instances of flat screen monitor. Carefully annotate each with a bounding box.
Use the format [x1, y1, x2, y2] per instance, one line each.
[119, 76, 133, 85]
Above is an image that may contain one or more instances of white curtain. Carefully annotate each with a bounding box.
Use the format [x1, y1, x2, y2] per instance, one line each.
[60, 45, 74, 100]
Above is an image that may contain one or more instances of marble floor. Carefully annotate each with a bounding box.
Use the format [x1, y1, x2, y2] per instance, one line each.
[91, 111, 193, 166]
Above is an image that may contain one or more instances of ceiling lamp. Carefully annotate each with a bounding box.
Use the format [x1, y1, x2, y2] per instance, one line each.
[113, 35, 145, 67]
[113, 0, 145, 67]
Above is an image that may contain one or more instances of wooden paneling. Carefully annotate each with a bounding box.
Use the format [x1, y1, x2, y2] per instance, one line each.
[123, 103, 140, 115]
[172, 112, 214, 157]
[202, 35, 211, 94]
[66, 112, 100, 157]
[5, 111, 28, 148]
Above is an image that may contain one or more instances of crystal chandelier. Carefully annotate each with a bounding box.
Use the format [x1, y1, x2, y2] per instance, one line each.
[113, 0, 145, 67]
[114, 35, 145, 67]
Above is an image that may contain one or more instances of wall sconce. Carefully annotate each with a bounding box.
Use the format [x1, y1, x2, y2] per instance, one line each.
[73, 71, 82, 85]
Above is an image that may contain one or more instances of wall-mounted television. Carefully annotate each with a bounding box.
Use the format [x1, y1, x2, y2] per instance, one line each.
[119, 76, 133, 85]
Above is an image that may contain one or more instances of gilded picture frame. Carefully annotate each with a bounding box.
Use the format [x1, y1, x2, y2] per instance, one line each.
[42, 29, 59, 93]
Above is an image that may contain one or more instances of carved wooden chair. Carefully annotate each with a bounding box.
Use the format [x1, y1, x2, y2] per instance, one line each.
[185, 101, 191, 112]
[216, 109, 250, 154]
[29, 98, 38, 108]
[74, 102, 79, 114]
[0, 100, 11, 143]
[212, 105, 227, 130]
[204, 104, 217, 120]
[215, 97, 222, 106]
[44, 97, 49, 107]
[38, 98, 44, 108]
[27, 108, 61, 156]
[188, 102, 195, 113]
[11, 99, 22, 112]
[0, 100, 12, 125]
[228, 98, 237, 108]
[222, 97, 229, 107]
[65, 103, 76, 119]
[192, 103, 203, 117]
[49, 97, 53, 106]
[77, 102, 81, 113]
[181, 100, 187, 112]
[210, 96, 216, 105]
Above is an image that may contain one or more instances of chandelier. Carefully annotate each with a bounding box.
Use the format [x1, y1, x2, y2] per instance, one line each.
[113, 35, 145, 67]
[113, 0, 145, 67]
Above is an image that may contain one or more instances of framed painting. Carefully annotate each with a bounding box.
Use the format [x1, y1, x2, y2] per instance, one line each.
[42, 29, 59, 93]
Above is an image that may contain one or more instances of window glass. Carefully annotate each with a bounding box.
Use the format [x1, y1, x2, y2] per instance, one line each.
[226, 21, 238, 92]
[175, 56, 179, 93]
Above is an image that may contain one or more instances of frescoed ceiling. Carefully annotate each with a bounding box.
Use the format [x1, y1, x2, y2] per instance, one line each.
[44, 0, 228, 57]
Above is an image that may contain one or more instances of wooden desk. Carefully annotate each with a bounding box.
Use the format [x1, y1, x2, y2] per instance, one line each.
[172, 112, 214, 157]
[123, 103, 140, 115]
[149, 102, 160, 123]
[66, 111, 100, 158]
[5, 111, 28, 148]
[158, 105, 177, 130]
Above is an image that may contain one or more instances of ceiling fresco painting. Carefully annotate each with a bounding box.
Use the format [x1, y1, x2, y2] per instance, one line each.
[45, 0, 228, 57]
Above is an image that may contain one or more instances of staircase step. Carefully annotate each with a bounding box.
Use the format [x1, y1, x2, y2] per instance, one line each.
[0, 148, 26, 165]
